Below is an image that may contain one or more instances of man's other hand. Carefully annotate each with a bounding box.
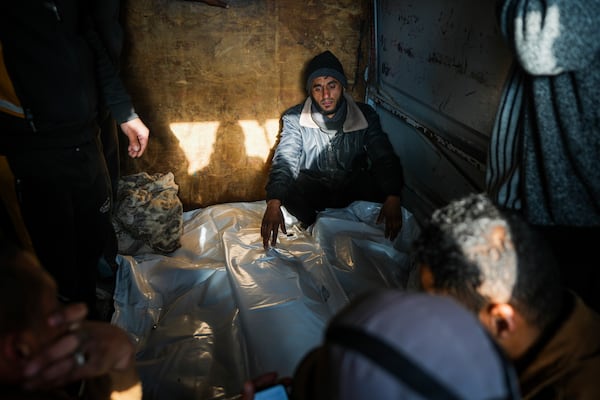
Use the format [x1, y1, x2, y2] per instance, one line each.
[376, 195, 403, 241]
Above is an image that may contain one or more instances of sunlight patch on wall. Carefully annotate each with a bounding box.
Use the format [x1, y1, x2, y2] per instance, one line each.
[170, 122, 219, 175]
[238, 119, 280, 162]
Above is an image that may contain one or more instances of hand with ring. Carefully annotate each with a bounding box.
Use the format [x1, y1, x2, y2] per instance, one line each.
[22, 305, 136, 391]
[73, 351, 86, 368]
[21, 302, 88, 390]
[2, 247, 142, 398]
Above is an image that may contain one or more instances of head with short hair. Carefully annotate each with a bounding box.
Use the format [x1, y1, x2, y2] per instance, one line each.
[304, 50, 348, 117]
[410, 193, 563, 332]
[304, 50, 348, 92]
[292, 290, 520, 400]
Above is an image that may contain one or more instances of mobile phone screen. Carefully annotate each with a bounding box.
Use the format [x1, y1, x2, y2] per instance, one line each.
[254, 384, 289, 400]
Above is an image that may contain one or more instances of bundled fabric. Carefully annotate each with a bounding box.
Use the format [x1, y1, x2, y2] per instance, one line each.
[113, 172, 183, 254]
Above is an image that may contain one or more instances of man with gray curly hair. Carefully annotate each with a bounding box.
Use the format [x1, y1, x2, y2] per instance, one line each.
[411, 193, 600, 399]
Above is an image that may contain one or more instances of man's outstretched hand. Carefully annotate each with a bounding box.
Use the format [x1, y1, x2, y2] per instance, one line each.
[261, 199, 287, 248]
[376, 195, 403, 241]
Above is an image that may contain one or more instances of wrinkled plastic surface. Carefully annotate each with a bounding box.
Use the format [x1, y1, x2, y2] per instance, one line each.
[112, 201, 420, 399]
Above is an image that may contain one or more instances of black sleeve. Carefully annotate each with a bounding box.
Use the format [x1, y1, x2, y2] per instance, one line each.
[83, 7, 138, 124]
[360, 103, 404, 196]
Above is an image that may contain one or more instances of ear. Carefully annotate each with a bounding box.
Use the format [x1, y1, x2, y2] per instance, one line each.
[479, 303, 516, 340]
[418, 264, 436, 292]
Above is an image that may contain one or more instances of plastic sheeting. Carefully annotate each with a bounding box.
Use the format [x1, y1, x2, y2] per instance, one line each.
[112, 201, 420, 400]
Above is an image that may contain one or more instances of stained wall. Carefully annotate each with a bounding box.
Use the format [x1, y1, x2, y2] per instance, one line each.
[120, 0, 371, 210]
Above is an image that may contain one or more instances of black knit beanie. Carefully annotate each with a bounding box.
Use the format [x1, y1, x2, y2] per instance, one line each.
[305, 50, 348, 92]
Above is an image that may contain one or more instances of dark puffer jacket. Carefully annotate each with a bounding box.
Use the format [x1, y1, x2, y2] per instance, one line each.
[266, 93, 403, 203]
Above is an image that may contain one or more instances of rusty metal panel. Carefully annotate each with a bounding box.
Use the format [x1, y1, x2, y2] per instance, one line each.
[370, 0, 514, 214]
[375, 0, 512, 139]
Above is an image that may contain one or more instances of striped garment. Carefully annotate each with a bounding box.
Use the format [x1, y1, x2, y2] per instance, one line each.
[486, 63, 524, 211]
[487, 0, 600, 226]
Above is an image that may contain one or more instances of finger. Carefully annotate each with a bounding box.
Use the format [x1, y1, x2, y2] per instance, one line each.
[261, 223, 270, 249]
[241, 380, 256, 400]
[122, 127, 142, 158]
[24, 335, 82, 389]
[376, 208, 384, 224]
[270, 226, 279, 247]
[128, 139, 141, 158]
[71, 357, 109, 382]
[48, 302, 88, 328]
[254, 371, 279, 388]
[136, 136, 148, 157]
[136, 129, 149, 156]
[396, 221, 403, 239]
[279, 208, 287, 235]
[279, 215, 287, 235]
[23, 357, 75, 390]
[112, 349, 134, 371]
[279, 376, 293, 387]
[140, 139, 148, 155]
[389, 225, 399, 241]
[24, 334, 80, 377]
[390, 219, 403, 240]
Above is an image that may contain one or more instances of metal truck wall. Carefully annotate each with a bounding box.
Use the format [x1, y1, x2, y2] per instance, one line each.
[369, 0, 514, 219]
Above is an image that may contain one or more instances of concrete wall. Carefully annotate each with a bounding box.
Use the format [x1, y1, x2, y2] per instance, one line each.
[120, 0, 371, 210]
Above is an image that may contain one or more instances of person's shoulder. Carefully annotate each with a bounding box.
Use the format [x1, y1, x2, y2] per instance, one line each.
[569, 294, 600, 342]
[557, 352, 600, 400]
[555, 292, 600, 366]
[352, 101, 381, 126]
[282, 103, 304, 117]
[281, 103, 305, 126]
[354, 101, 377, 117]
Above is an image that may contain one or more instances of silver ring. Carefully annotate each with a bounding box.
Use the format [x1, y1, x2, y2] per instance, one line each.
[73, 351, 86, 367]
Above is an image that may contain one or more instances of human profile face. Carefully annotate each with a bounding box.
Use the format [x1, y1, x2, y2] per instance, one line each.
[310, 76, 343, 118]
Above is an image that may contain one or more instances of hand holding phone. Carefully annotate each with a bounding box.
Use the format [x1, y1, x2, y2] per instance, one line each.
[254, 384, 289, 400]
